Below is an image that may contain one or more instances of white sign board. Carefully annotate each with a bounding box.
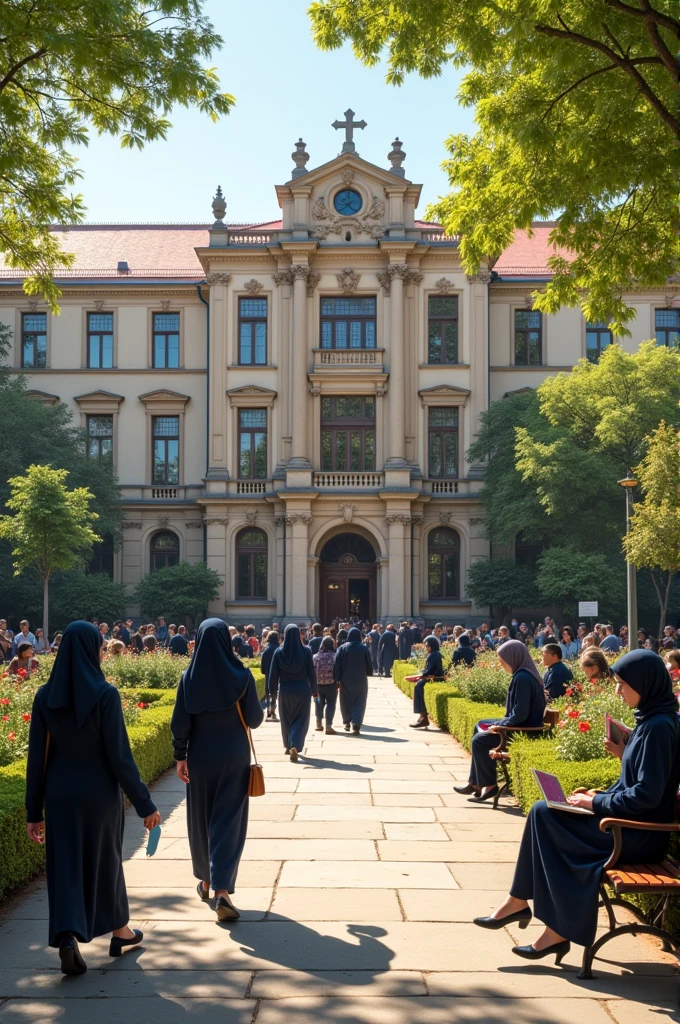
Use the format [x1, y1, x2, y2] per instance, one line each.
[578, 601, 599, 617]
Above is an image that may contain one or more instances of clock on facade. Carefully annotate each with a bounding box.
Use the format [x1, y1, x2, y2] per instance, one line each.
[333, 188, 363, 215]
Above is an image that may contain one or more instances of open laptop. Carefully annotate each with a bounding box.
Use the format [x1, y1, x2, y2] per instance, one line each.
[532, 768, 595, 815]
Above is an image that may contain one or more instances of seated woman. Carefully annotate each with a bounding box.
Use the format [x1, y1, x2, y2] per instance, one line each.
[580, 647, 614, 687]
[8, 641, 40, 678]
[452, 632, 476, 668]
[454, 640, 545, 802]
[473, 650, 680, 962]
[410, 635, 445, 729]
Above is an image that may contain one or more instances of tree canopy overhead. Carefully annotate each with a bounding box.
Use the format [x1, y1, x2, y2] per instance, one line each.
[309, 0, 680, 330]
[0, 0, 234, 307]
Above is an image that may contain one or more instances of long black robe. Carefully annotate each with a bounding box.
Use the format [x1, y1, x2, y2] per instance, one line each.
[334, 630, 373, 727]
[468, 668, 546, 789]
[367, 629, 381, 674]
[268, 631, 317, 751]
[378, 630, 397, 676]
[413, 645, 445, 716]
[25, 684, 156, 947]
[171, 672, 263, 892]
[398, 627, 412, 660]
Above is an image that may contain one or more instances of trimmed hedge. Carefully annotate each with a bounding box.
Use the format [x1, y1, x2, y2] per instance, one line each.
[508, 737, 620, 816]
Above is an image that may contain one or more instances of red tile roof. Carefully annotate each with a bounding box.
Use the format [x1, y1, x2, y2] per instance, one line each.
[493, 224, 575, 278]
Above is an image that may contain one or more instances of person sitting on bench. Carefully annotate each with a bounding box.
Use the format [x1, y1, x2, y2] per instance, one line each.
[472, 649, 680, 964]
[410, 635, 445, 729]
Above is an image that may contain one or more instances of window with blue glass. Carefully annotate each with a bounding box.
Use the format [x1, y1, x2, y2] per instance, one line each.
[333, 189, 362, 215]
[153, 312, 180, 368]
[428, 296, 458, 363]
[320, 297, 376, 349]
[21, 312, 47, 368]
[87, 312, 114, 368]
[655, 309, 680, 349]
[152, 416, 179, 484]
[239, 408, 267, 479]
[585, 322, 612, 363]
[239, 297, 267, 365]
[514, 310, 542, 365]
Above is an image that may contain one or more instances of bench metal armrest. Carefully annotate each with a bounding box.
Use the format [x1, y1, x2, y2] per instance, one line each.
[489, 723, 549, 754]
[599, 817, 680, 870]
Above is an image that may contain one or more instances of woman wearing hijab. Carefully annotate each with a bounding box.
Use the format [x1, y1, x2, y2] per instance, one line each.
[260, 630, 280, 722]
[267, 624, 317, 762]
[171, 619, 263, 921]
[474, 650, 680, 964]
[452, 632, 476, 667]
[25, 621, 159, 976]
[410, 635, 445, 729]
[334, 627, 374, 735]
[377, 624, 397, 677]
[454, 640, 546, 802]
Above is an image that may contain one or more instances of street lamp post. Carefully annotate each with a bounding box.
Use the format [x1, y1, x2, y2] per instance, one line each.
[618, 473, 638, 649]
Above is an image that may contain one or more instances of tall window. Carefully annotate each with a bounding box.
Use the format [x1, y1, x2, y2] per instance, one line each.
[514, 310, 542, 365]
[87, 415, 113, 462]
[150, 531, 179, 571]
[428, 296, 458, 363]
[239, 409, 267, 478]
[655, 309, 680, 349]
[515, 534, 543, 571]
[22, 313, 47, 368]
[88, 533, 114, 578]
[236, 527, 267, 598]
[153, 312, 180, 368]
[153, 416, 179, 484]
[239, 298, 267, 364]
[87, 312, 114, 368]
[321, 396, 375, 471]
[585, 322, 612, 363]
[428, 407, 459, 479]
[428, 528, 460, 600]
[320, 297, 376, 349]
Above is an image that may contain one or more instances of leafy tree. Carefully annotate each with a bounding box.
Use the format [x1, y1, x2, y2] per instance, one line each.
[134, 561, 221, 627]
[624, 421, 680, 634]
[535, 548, 623, 620]
[466, 558, 539, 624]
[310, 0, 680, 329]
[0, 465, 100, 637]
[0, 0, 233, 307]
[50, 569, 127, 628]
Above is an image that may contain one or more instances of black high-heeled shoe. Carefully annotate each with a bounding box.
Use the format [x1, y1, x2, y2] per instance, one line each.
[512, 939, 570, 964]
[109, 928, 143, 958]
[59, 934, 87, 975]
[453, 783, 477, 795]
[470, 785, 499, 802]
[474, 908, 532, 930]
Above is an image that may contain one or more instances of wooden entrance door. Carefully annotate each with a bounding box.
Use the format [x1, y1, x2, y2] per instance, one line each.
[319, 533, 378, 624]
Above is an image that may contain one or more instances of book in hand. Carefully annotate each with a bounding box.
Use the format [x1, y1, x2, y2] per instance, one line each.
[146, 824, 162, 857]
[605, 713, 633, 747]
[531, 769, 594, 815]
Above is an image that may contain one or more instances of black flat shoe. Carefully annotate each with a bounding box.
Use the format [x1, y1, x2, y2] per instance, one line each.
[289, 747, 298, 762]
[512, 939, 570, 964]
[410, 719, 429, 729]
[352, 725, 361, 735]
[470, 785, 499, 802]
[454, 784, 478, 795]
[109, 928, 143, 958]
[344, 723, 351, 732]
[59, 935, 87, 976]
[474, 908, 532, 930]
[215, 896, 240, 921]
[197, 881, 210, 902]
[284, 747, 290, 754]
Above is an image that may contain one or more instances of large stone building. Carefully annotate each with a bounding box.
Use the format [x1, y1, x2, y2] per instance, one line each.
[2, 116, 677, 625]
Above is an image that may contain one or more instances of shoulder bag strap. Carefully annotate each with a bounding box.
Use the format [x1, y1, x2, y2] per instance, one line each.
[235, 700, 258, 765]
[43, 730, 51, 777]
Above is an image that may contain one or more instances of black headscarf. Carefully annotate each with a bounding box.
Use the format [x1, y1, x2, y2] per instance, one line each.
[611, 649, 679, 723]
[457, 633, 471, 648]
[278, 624, 308, 675]
[347, 627, 363, 644]
[425, 634, 440, 652]
[337, 629, 348, 644]
[232, 633, 244, 656]
[181, 618, 251, 714]
[45, 620, 109, 728]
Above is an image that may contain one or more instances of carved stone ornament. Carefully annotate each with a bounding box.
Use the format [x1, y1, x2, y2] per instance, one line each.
[385, 514, 412, 526]
[285, 513, 312, 526]
[273, 270, 293, 287]
[273, 515, 287, 527]
[291, 138, 309, 179]
[438, 510, 453, 525]
[664, 294, 675, 308]
[121, 521, 143, 530]
[312, 198, 332, 222]
[339, 502, 357, 523]
[434, 278, 454, 294]
[376, 270, 393, 296]
[185, 520, 204, 529]
[336, 268, 360, 295]
[342, 170, 355, 186]
[94, 300, 105, 312]
[203, 517, 228, 526]
[157, 515, 170, 528]
[28, 299, 39, 311]
[160, 299, 171, 312]
[244, 279, 263, 296]
[364, 197, 385, 222]
[524, 294, 534, 309]
[306, 271, 321, 297]
[206, 272, 231, 286]
[290, 264, 311, 281]
[387, 137, 406, 177]
[245, 510, 259, 526]
[309, 385, 322, 397]
[311, 193, 385, 241]
[212, 185, 226, 223]
[469, 517, 485, 526]
[411, 515, 424, 526]
[467, 269, 493, 285]
[404, 270, 423, 286]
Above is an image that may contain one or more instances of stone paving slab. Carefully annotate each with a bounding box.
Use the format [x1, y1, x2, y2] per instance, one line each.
[269, 889, 403, 922]
[295, 805, 436, 823]
[0, 999, 256, 1022]
[277, 861, 459, 889]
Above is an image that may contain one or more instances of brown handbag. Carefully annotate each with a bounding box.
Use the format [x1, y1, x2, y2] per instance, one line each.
[235, 701, 265, 797]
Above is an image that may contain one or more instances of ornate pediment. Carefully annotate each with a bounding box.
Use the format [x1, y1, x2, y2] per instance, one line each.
[74, 390, 125, 406]
[226, 385, 277, 408]
[138, 389, 190, 406]
[25, 389, 60, 407]
[419, 385, 471, 407]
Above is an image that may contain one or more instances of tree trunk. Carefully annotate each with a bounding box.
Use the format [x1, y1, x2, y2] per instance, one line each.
[658, 571, 672, 640]
[42, 574, 49, 641]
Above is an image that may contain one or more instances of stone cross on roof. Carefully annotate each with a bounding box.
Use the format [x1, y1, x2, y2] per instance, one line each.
[332, 108, 367, 154]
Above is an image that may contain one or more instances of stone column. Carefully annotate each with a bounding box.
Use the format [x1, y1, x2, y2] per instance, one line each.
[386, 266, 406, 468]
[385, 514, 408, 619]
[204, 515, 228, 612]
[286, 512, 312, 622]
[290, 266, 312, 469]
[205, 272, 231, 490]
[273, 514, 286, 617]
[467, 269, 492, 458]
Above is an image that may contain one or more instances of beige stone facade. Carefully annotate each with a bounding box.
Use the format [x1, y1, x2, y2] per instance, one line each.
[1, 131, 674, 625]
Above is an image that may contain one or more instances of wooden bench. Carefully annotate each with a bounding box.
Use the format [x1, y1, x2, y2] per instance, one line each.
[487, 708, 559, 809]
[579, 816, 680, 979]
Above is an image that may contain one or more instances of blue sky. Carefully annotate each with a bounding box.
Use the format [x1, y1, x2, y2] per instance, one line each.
[72, 0, 475, 225]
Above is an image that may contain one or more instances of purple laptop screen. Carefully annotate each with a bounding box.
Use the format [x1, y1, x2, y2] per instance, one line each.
[534, 770, 567, 804]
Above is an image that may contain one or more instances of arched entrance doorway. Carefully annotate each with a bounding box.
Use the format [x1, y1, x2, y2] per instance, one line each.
[319, 533, 377, 624]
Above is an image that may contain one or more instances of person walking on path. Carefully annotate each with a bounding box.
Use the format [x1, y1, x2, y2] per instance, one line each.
[334, 626, 373, 735]
[25, 621, 160, 976]
[171, 619, 263, 922]
[366, 623, 381, 675]
[260, 630, 280, 721]
[313, 636, 338, 734]
[398, 621, 412, 661]
[267, 624, 317, 762]
[378, 623, 397, 677]
[410, 635, 445, 729]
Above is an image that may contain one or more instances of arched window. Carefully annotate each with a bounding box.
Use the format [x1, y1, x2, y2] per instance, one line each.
[236, 528, 267, 598]
[150, 531, 179, 572]
[428, 527, 460, 600]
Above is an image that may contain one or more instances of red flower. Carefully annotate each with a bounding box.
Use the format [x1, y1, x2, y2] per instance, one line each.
[567, 710, 580, 719]
[0, 698, 9, 706]
[565, 688, 574, 696]
[578, 721, 591, 733]
[2, 715, 8, 722]
[16, 668, 27, 679]
[576, 683, 583, 691]
[22, 713, 31, 722]
[137, 702, 148, 709]
[8, 731, 15, 741]
[1, 672, 7, 678]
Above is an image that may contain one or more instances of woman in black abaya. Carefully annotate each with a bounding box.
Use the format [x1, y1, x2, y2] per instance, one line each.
[378, 624, 397, 677]
[334, 627, 374, 734]
[25, 621, 159, 976]
[410, 634, 445, 729]
[171, 618, 263, 921]
[267, 624, 317, 762]
[474, 649, 680, 962]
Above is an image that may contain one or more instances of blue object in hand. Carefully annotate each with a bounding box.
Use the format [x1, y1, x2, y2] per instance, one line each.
[146, 824, 161, 857]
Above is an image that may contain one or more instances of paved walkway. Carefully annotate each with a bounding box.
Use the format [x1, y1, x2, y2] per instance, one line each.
[0, 676, 678, 1022]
